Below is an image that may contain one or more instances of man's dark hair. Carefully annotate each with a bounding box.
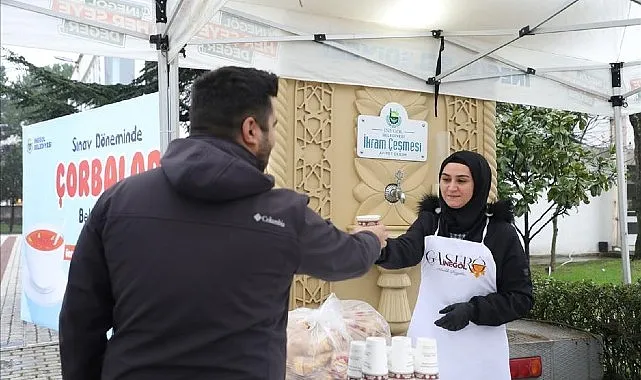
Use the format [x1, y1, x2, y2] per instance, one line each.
[189, 66, 279, 138]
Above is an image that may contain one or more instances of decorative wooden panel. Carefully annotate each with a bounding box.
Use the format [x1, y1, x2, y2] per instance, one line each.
[446, 96, 498, 202]
[289, 81, 335, 309]
[447, 96, 480, 153]
[266, 78, 291, 189]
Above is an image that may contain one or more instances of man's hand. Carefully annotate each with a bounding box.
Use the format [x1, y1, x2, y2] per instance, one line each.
[434, 302, 475, 331]
[353, 224, 388, 249]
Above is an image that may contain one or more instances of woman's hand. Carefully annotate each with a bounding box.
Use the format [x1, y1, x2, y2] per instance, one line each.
[434, 302, 476, 331]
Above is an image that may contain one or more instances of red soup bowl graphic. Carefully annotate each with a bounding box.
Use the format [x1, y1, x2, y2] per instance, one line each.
[24, 228, 64, 292]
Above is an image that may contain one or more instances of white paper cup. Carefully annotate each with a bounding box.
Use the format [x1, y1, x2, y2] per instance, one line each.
[356, 214, 381, 226]
[347, 340, 367, 379]
[23, 226, 65, 293]
[362, 336, 389, 377]
[414, 338, 439, 377]
[387, 345, 392, 370]
[389, 336, 414, 376]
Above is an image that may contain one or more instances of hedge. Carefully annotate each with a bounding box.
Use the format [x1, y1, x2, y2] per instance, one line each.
[528, 276, 641, 380]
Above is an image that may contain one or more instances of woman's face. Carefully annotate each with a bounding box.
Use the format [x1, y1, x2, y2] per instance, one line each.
[440, 163, 474, 209]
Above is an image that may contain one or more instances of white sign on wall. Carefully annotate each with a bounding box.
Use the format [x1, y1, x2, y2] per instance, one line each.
[357, 102, 428, 162]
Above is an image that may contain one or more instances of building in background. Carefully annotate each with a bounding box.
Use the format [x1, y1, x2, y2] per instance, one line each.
[518, 145, 637, 257]
[72, 54, 145, 85]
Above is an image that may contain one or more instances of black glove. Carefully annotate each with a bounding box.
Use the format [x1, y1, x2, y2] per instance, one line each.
[434, 302, 475, 331]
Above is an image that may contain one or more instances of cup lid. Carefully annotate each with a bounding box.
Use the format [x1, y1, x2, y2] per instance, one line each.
[356, 214, 382, 222]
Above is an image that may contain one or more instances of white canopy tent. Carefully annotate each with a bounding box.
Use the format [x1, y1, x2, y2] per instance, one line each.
[2, 0, 640, 282]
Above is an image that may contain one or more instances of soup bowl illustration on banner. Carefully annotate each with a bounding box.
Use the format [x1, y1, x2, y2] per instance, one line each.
[23, 226, 66, 303]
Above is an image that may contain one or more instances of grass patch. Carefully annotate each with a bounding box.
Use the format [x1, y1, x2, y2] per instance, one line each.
[531, 258, 641, 284]
[0, 222, 21, 234]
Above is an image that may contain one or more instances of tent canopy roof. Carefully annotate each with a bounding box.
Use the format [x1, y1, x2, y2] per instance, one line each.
[2, 0, 640, 115]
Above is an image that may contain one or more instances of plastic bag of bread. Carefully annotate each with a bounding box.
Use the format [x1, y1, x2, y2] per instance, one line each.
[286, 293, 390, 380]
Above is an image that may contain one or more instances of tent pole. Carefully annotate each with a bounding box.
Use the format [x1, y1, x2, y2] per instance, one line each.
[153, 0, 170, 153]
[445, 37, 611, 101]
[434, 0, 580, 82]
[191, 31, 432, 45]
[165, 0, 186, 33]
[221, 7, 427, 82]
[530, 18, 641, 35]
[157, 43, 170, 154]
[610, 62, 632, 284]
[188, 18, 638, 46]
[623, 86, 641, 99]
[168, 55, 180, 141]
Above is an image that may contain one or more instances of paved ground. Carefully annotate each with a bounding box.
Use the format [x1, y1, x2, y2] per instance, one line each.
[1, 235, 17, 284]
[0, 235, 61, 379]
[529, 253, 602, 266]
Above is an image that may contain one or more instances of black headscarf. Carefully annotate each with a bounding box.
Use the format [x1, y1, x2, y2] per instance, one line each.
[437, 150, 492, 239]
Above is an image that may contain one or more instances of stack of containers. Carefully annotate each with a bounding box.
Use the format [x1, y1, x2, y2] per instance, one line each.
[346, 336, 439, 379]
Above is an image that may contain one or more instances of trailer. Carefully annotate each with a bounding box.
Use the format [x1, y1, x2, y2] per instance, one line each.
[507, 319, 603, 379]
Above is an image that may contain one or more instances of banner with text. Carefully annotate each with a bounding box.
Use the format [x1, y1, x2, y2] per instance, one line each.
[21, 94, 160, 330]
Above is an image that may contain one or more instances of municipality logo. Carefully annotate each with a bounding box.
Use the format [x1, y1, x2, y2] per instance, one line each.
[385, 107, 401, 128]
[253, 213, 286, 228]
[26, 136, 52, 153]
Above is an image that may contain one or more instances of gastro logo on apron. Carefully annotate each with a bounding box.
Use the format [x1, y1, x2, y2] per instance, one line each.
[425, 250, 487, 278]
[469, 258, 487, 278]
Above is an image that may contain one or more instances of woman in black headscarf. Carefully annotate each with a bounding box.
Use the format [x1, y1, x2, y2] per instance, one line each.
[377, 150, 532, 380]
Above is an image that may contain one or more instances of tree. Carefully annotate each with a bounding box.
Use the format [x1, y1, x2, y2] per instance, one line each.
[497, 103, 616, 264]
[1, 65, 24, 232]
[131, 61, 205, 130]
[0, 143, 22, 232]
[0, 66, 22, 137]
[629, 113, 640, 259]
[543, 122, 615, 271]
[1, 59, 77, 231]
[2, 49, 206, 132]
[2, 49, 145, 123]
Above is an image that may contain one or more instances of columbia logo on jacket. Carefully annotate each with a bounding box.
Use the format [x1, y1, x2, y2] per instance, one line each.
[253, 213, 286, 228]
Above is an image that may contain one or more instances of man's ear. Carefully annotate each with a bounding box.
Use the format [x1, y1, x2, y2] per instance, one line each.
[239, 116, 261, 148]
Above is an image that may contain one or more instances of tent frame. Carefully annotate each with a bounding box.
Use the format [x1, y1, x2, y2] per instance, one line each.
[150, 0, 180, 153]
[2, 0, 638, 282]
[175, 0, 638, 283]
[611, 63, 633, 284]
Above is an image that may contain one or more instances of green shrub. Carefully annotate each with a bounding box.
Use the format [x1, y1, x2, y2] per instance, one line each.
[528, 276, 641, 379]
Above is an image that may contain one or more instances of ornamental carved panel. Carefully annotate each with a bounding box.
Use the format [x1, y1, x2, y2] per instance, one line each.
[266, 78, 292, 189]
[446, 96, 480, 153]
[289, 80, 334, 309]
[445, 96, 498, 202]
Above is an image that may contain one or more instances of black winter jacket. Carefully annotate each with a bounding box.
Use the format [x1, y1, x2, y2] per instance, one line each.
[377, 195, 533, 326]
[59, 136, 381, 380]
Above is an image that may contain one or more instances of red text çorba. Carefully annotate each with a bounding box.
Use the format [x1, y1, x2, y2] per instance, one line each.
[55, 150, 160, 207]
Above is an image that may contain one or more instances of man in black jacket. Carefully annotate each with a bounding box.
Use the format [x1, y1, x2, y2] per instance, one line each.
[59, 66, 388, 380]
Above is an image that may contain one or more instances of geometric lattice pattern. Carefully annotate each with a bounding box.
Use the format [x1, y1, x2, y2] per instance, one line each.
[447, 96, 480, 153]
[294, 81, 333, 219]
[290, 80, 334, 309]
